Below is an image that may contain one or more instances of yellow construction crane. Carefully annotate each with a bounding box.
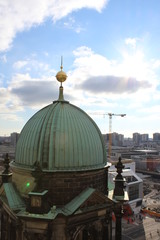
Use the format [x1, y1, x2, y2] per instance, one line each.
[107, 113, 126, 158]
[89, 112, 126, 158]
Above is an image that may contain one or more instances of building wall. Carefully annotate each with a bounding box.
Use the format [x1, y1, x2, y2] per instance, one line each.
[132, 156, 147, 171]
[10, 132, 19, 147]
[12, 167, 108, 206]
[153, 133, 160, 141]
[132, 155, 160, 172]
[42, 168, 108, 205]
[146, 157, 160, 171]
[133, 133, 141, 145]
[0, 208, 112, 240]
[140, 134, 149, 142]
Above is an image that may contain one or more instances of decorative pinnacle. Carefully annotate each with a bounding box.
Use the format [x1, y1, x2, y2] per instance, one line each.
[56, 56, 67, 87]
[3, 153, 10, 174]
[115, 157, 124, 178]
[113, 157, 126, 200]
[1, 153, 12, 183]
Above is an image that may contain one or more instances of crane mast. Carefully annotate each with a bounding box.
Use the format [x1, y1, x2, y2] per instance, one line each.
[89, 112, 126, 159]
[108, 113, 126, 159]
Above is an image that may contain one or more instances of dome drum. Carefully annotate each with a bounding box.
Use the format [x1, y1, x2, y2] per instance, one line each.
[42, 168, 108, 205]
[11, 166, 108, 206]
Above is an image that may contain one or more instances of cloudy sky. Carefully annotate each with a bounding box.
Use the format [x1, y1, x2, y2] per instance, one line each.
[0, 0, 160, 137]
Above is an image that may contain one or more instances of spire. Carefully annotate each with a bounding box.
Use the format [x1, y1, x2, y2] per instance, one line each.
[55, 57, 67, 102]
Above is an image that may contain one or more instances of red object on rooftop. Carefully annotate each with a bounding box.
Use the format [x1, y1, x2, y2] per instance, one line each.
[123, 204, 133, 216]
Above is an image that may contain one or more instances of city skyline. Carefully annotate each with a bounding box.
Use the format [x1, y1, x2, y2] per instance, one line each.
[1, 131, 160, 140]
[1, 1, 160, 137]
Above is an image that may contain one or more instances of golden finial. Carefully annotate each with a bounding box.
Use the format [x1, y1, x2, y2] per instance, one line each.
[56, 56, 67, 86]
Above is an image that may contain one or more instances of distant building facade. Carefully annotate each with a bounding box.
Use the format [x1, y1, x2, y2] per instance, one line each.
[131, 149, 160, 173]
[153, 132, 160, 141]
[140, 134, 149, 142]
[10, 132, 19, 147]
[133, 132, 141, 145]
[103, 132, 124, 147]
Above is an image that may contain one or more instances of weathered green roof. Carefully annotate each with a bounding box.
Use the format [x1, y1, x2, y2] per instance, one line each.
[62, 187, 95, 215]
[17, 187, 113, 220]
[17, 188, 96, 220]
[2, 183, 25, 211]
[14, 100, 106, 171]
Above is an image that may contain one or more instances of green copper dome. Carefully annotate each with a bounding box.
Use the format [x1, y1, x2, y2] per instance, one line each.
[14, 63, 107, 172]
[14, 99, 106, 171]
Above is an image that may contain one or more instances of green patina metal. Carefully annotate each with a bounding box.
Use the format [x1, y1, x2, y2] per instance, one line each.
[62, 187, 95, 215]
[2, 183, 26, 211]
[17, 188, 96, 220]
[14, 95, 106, 171]
[16, 187, 113, 220]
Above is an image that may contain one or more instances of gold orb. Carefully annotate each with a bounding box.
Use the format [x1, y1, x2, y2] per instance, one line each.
[56, 70, 67, 83]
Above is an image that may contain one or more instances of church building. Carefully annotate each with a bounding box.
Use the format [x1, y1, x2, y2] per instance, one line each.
[0, 64, 126, 240]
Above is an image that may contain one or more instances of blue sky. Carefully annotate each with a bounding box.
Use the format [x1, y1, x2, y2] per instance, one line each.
[1, 0, 160, 137]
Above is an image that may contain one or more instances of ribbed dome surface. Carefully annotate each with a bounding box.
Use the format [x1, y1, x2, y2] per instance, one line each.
[15, 101, 106, 171]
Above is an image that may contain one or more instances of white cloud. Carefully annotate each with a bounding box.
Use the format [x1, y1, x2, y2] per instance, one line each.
[0, 54, 7, 63]
[13, 58, 50, 72]
[0, 86, 23, 111]
[64, 16, 85, 33]
[73, 46, 93, 57]
[71, 45, 156, 87]
[125, 38, 138, 48]
[64, 17, 75, 27]
[152, 59, 160, 69]
[0, 92, 23, 135]
[70, 46, 112, 86]
[0, 112, 22, 122]
[0, 0, 108, 52]
[13, 60, 28, 69]
[65, 44, 160, 119]
[0, 74, 5, 87]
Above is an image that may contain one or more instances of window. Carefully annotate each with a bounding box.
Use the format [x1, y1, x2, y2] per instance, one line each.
[128, 184, 139, 201]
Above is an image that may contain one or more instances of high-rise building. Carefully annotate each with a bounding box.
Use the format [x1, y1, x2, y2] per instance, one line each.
[118, 134, 124, 146]
[141, 134, 149, 142]
[111, 133, 124, 146]
[153, 132, 160, 141]
[112, 132, 119, 146]
[133, 132, 141, 145]
[10, 132, 19, 147]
